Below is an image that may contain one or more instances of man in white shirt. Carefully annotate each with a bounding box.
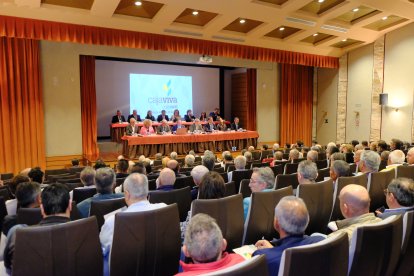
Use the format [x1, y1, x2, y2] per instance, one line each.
[100, 173, 166, 261]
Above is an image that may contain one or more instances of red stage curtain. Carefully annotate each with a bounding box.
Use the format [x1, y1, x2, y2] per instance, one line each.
[280, 64, 314, 147]
[246, 69, 257, 131]
[0, 15, 338, 68]
[0, 37, 45, 174]
[80, 56, 100, 160]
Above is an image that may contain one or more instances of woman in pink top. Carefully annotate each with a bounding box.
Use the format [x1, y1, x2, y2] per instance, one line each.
[139, 119, 155, 135]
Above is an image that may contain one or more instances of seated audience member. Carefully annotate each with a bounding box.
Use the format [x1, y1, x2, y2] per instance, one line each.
[71, 158, 80, 168]
[28, 167, 44, 184]
[376, 178, 414, 218]
[6, 175, 30, 215]
[406, 147, 414, 165]
[228, 156, 247, 182]
[100, 174, 166, 262]
[288, 149, 300, 163]
[4, 183, 72, 272]
[358, 150, 381, 175]
[126, 118, 139, 136]
[217, 118, 227, 131]
[209, 108, 221, 121]
[297, 160, 318, 185]
[139, 119, 155, 135]
[377, 140, 388, 154]
[117, 155, 125, 161]
[253, 197, 325, 275]
[162, 157, 171, 169]
[116, 159, 129, 179]
[330, 160, 350, 184]
[145, 110, 155, 121]
[115, 163, 147, 193]
[380, 150, 390, 162]
[178, 214, 244, 275]
[382, 150, 405, 171]
[262, 144, 269, 150]
[184, 155, 195, 168]
[127, 109, 141, 123]
[199, 112, 207, 122]
[19, 168, 31, 177]
[244, 151, 253, 163]
[184, 110, 196, 122]
[354, 144, 364, 152]
[353, 150, 363, 172]
[204, 117, 216, 132]
[172, 119, 186, 132]
[77, 167, 124, 218]
[156, 168, 176, 191]
[202, 153, 216, 171]
[390, 138, 403, 151]
[330, 152, 345, 165]
[361, 140, 369, 149]
[189, 150, 196, 157]
[190, 165, 209, 200]
[221, 152, 233, 168]
[296, 140, 304, 148]
[351, 140, 359, 149]
[370, 141, 378, 152]
[157, 119, 171, 134]
[167, 160, 186, 178]
[154, 153, 163, 161]
[94, 159, 107, 170]
[70, 166, 96, 199]
[243, 167, 275, 219]
[189, 118, 204, 133]
[248, 146, 255, 152]
[171, 109, 181, 122]
[157, 110, 169, 122]
[328, 184, 381, 241]
[326, 145, 340, 165]
[272, 143, 280, 153]
[2, 182, 41, 237]
[311, 145, 321, 153]
[306, 150, 318, 162]
[198, 171, 225, 199]
[170, 152, 178, 160]
[270, 151, 285, 167]
[230, 117, 242, 131]
[111, 110, 126, 123]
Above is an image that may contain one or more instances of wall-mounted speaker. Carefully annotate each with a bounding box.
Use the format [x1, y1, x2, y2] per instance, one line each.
[379, 93, 388, 105]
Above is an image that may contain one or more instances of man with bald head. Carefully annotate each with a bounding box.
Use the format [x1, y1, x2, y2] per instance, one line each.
[156, 168, 176, 191]
[406, 148, 414, 165]
[328, 184, 381, 241]
[253, 196, 325, 275]
[167, 159, 186, 177]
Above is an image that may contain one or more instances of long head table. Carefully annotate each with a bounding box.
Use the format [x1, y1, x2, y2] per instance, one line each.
[122, 131, 259, 158]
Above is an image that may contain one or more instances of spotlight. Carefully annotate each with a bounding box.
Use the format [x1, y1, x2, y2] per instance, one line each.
[279, 27, 285, 31]
[134, 1, 142, 6]
[352, 8, 359, 12]
[192, 11, 199, 16]
[239, 19, 246, 24]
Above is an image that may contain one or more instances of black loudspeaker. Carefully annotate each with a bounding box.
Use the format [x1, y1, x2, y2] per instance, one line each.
[379, 93, 388, 105]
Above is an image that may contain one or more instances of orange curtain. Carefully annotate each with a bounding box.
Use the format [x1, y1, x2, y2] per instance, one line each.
[280, 64, 313, 147]
[0, 37, 45, 174]
[80, 56, 99, 160]
[246, 69, 257, 131]
[0, 15, 338, 68]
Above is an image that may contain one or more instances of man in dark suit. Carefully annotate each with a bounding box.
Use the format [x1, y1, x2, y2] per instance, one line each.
[111, 110, 126, 123]
[184, 109, 196, 122]
[127, 109, 141, 122]
[209, 107, 221, 121]
[231, 117, 242, 130]
[204, 117, 216, 132]
[157, 110, 169, 122]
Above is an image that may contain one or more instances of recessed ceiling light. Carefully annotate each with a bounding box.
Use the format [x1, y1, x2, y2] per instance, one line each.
[382, 16, 388, 20]
[313, 33, 318, 37]
[134, 1, 142, 6]
[318, 0, 325, 3]
[279, 27, 285, 31]
[352, 8, 359, 12]
[342, 39, 347, 42]
[239, 19, 246, 24]
[192, 10, 199, 16]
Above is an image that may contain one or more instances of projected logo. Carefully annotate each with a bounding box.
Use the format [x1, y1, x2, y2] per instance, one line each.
[163, 80, 172, 96]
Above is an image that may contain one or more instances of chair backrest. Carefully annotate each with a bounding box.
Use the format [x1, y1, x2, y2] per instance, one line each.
[220, 172, 229, 183]
[270, 164, 284, 176]
[275, 173, 299, 190]
[191, 194, 244, 251]
[349, 163, 357, 174]
[225, 163, 235, 173]
[379, 160, 388, 171]
[0, 173, 14, 180]
[148, 179, 157, 190]
[176, 158, 185, 166]
[243, 186, 293, 245]
[368, 169, 396, 212]
[348, 215, 403, 276]
[396, 165, 414, 179]
[153, 159, 162, 166]
[227, 165, 236, 172]
[232, 170, 253, 193]
[73, 188, 97, 204]
[224, 181, 236, 197]
[296, 179, 334, 234]
[213, 167, 225, 173]
[316, 167, 330, 182]
[45, 168, 70, 177]
[251, 151, 261, 161]
[251, 162, 270, 168]
[292, 158, 305, 164]
[90, 198, 126, 230]
[278, 232, 349, 276]
[284, 163, 299, 174]
[17, 208, 43, 225]
[315, 159, 328, 169]
[110, 204, 181, 276]
[330, 174, 368, 221]
[13, 217, 102, 276]
[0, 187, 11, 201]
[62, 182, 83, 191]
[68, 166, 85, 173]
[394, 211, 414, 276]
[0, 197, 8, 230]
[115, 177, 126, 187]
[239, 179, 251, 198]
[174, 176, 194, 190]
[201, 255, 268, 276]
[149, 186, 192, 222]
[318, 152, 327, 161]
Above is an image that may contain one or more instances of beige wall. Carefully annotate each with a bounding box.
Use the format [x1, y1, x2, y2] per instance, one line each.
[41, 41, 280, 156]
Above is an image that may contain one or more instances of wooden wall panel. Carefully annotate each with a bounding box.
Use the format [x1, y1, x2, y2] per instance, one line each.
[231, 73, 248, 126]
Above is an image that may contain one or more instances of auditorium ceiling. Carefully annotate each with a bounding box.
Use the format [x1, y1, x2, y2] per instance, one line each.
[1, 0, 414, 57]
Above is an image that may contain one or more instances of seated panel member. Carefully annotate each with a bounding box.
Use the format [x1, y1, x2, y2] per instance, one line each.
[157, 119, 171, 134]
[139, 119, 155, 135]
[189, 118, 204, 133]
[171, 109, 181, 122]
[111, 110, 126, 123]
[230, 117, 242, 130]
[184, 109, 196, 122]
[209, 107, 221, 121]
[157, 110, 169, 122]
[217, 118, 227, 131]
[145, 110, 155, 121]
[127, 109, 141, 122]
[172, 119, 186, 132]
[199, 112, 207, 122]
[126, 118, 139, 136]
[204, 116, 216, 132]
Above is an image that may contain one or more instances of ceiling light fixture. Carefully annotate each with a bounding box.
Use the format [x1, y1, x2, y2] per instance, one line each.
[318, 0, 325, 3]
[239, 19, 246, 24]
[279, 27, 285, 31]
[192, 10, 199, 16]
[134, 1, 142, 6]
[382, 16, 388, 20]
[313, 33, 319, 37]
[352, 8, 359, 12]
[342, 39, 347, 42]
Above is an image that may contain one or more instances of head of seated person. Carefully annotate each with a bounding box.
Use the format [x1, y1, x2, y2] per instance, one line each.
[156, 168, 176, 190]
[330, 160, 350, 182]
[170, 151, 178, 160]
[297, 160, 318, 184]
[288, 149, 300, 161]
[41, 183, 71, 218]
[359, 150, 381, 173]
[249, 167, 275, 193]
[95, 167, 116, 195]
[123, 173, 150, 206]
[223, 153, 233, 164]
[387, 150, 405, 165]
[244, 151, 252, 162]
[234, 155, 246, 170]
[385, 178, 414, 210]
[28, 167, 44, 184]
[167, 159, 181, 174]
[306, 150, 318, 162]
[16, 182, 41, 209]
[162, 157, 170, 169]
[117, 159, 129, 174]
[9, 174, 30, 197]
[129, 162, 146, 175]
[71, 158, 80, 167]
[202, 154, 215, 171]
[80, 166, 96, 187]
[191, 165, 209, 187]
[185, 154, 195, 168]
[330, 152, 345, 166]
[154, 153, 163, 160]
[198, 171, 225, 199]
[339, 184, 371, 219]
[274, 196, 309, 237]
[273, 151, 284, 161]
[94, 159, 107, 170]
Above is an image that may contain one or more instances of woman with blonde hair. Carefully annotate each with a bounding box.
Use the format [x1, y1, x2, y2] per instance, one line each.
[139, 119, 155, 135]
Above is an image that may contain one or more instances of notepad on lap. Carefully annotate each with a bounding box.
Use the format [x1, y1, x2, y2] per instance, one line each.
[233, 244, 257, 260]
